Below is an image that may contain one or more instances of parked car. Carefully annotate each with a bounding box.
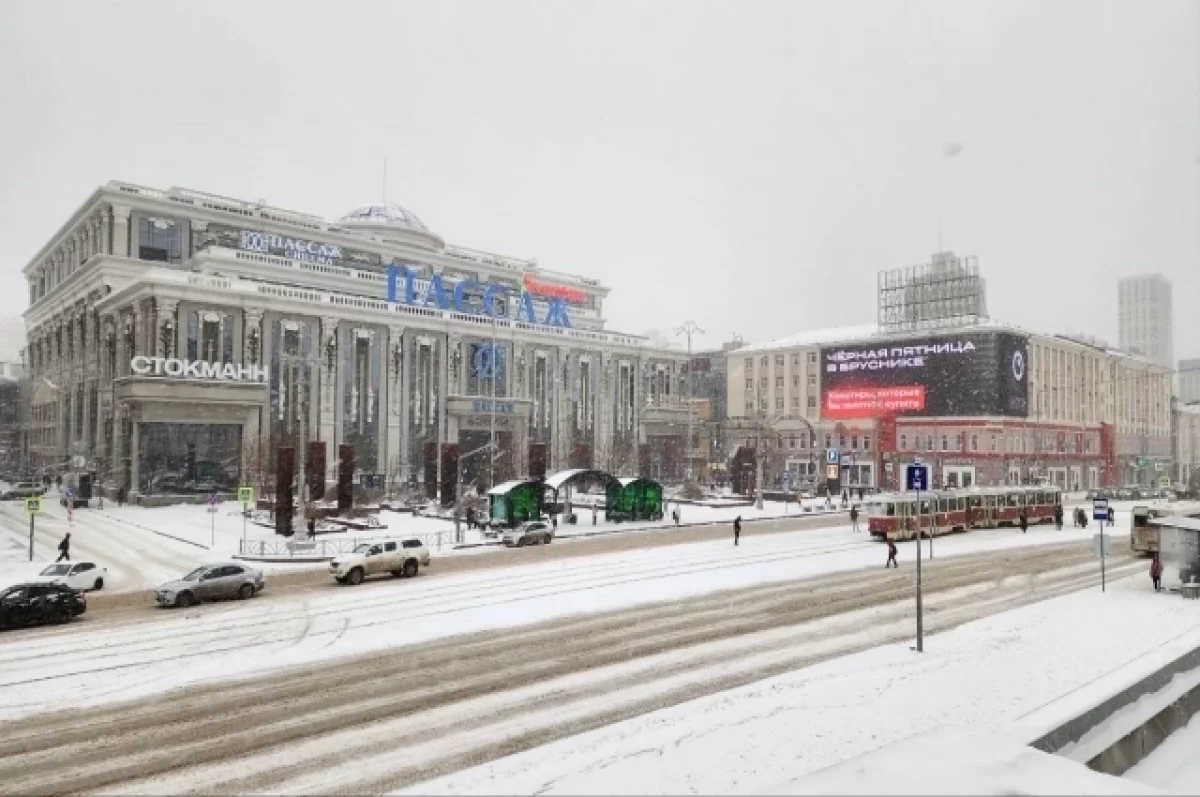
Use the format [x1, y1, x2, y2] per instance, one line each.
[503, 521, 554, 547]
[0, 582, 86, 630]
[330, 538, 430, 585]
[1, 482, 46, 501]
[155, 563, 265, 608]
[33, 561, 108, 591]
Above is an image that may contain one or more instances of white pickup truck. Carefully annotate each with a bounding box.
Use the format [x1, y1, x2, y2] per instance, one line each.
[329, 538, 431, 586]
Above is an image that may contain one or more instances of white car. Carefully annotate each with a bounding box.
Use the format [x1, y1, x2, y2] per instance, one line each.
[330, 538, 431, 585]
[503, 521, 554, 547]
[34, 561, 108, 591]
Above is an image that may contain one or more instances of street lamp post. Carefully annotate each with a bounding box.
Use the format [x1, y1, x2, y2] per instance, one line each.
[675, 321, 705, 486]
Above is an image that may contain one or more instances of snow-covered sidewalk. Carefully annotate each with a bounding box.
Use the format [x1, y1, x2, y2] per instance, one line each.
[405, 573, 1200, 795]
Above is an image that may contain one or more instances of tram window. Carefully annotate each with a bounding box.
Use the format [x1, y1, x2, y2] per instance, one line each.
[1008, 493, 1020, 506]
[886, 503, 895, 516]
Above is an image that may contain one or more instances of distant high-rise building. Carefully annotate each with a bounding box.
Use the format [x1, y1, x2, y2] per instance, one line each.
[1180, 358, 1200, 404]
[1118, 274, 1173, 368]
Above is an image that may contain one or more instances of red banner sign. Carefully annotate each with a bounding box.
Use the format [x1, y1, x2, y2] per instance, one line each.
[522, 274, 588, 304]
[823, 386, 927, 420]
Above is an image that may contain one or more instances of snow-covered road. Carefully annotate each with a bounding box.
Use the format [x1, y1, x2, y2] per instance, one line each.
[0, 524, 1145, 796]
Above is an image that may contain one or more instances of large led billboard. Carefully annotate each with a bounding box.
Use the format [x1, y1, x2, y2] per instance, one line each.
[820, 331, 1028, 420]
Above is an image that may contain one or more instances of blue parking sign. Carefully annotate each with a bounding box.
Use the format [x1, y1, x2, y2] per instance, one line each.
[906, 464, 929, 492]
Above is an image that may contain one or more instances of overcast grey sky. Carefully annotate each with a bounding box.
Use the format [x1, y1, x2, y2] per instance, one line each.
[1, 0, 1196, 358]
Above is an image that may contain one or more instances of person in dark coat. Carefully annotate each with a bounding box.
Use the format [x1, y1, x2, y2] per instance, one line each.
[307, 517, 317, 538]
[733, 516, 741, 546]
[849, 505, 860, 532]
[1019, 509, 1028, 534]
[56, 533, 71, 562]
[1054, 504, 1063, 531]
[886, 538, 898, 568]
[1151, 555, 1163, 592]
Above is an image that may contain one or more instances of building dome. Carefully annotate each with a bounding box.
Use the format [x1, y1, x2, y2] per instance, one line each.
[335, 202, 431, 235]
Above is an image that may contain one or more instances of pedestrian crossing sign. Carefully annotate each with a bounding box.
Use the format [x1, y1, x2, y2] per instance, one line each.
[24, 497, 42, 515]
[237, 486, 255, 505]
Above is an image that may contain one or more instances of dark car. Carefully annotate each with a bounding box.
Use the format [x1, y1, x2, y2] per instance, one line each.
[0, 582, 87, 630]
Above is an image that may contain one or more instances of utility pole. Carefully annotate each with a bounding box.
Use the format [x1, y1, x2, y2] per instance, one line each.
[280, 349, 312, 533]
[490, 312, 498, 490]
[675, 321, 704, 486]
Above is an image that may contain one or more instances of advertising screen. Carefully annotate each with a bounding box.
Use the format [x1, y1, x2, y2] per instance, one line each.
[820, 331, 1029, 420]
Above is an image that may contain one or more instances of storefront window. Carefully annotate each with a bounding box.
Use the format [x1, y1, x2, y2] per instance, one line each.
[139, 423, 242, 495]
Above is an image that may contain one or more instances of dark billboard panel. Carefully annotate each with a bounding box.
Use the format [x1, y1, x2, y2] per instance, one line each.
[820, 331, 1028, 420]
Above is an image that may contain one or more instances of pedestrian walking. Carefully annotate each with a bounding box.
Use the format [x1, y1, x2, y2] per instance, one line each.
[56, 532, 71, 562]
[97, 493, 104, 510]
[307, 517, 317, 538]
[66, 500, 74, 527]
[733, 516, 741, 546]
[1151, 554, 1163, 592]
[1019, 509, 1028, 534]
[886, 538, 898, 568]
[849, 504, 860, 532]
[592, 505, 598, 526]
[672, 508, 680, 527]
[1054, 504, 1063, 531]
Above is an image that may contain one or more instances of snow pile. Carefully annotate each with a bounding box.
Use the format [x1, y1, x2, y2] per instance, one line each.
[1125, 711, 1200, 793]
[763, 727, 1162, 795]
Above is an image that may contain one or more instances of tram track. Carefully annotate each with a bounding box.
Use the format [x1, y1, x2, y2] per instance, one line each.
[0, 538, 1136, 796]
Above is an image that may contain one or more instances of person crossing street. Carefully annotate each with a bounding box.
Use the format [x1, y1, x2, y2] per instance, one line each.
[849, 504, 860, 532]
[56, 532, 71, 563]
[733, 516, 741, 546]
[885, 538, 898, 568]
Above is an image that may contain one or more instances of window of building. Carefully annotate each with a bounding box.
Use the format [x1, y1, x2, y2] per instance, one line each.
[791, 396, 799, 408]
[900, 434, 908, 450]
[792, 374, 800, 386]
[926, 435, 934, 452]
[776, 397, 784, 409]
[138, 217, 183, 264]
[807, 374, 816, 386]
[851, 435, 859, 450]
[807, 397, 817, 410]
[807, 352, 817, 364]
[788, 437, 797, 449]
[791, 354, 799, 366]
[799, 434, 807, 449]
[775, 355, 784, 367]
[825, 434, 832, 448]
[863, 436, 871, 451]
[776, 377, 784, 389]
[954, 434, 963, 451]
[971, 434, 978, 451]
[761, 356, 768, 368]
[746, 379, 753, 389]
[941, 435, 948, 451]
[839, 435, 846, 449]
[745, 358, 753, 371]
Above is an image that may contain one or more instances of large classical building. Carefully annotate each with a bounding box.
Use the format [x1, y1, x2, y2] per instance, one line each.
[21, 181, 691, 501]
[725, 322, 1174, 493]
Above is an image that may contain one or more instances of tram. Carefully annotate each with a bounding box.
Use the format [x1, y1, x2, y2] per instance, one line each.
[865, 485, 1063, 541]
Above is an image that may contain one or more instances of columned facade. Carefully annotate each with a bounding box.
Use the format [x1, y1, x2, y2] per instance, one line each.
[21, 182, 691, 503]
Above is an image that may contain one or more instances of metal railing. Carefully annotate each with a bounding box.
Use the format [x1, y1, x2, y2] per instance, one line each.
[237, 528, 473, 559]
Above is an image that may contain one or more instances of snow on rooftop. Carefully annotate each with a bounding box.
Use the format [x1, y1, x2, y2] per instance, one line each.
[735, 324, 879, 352]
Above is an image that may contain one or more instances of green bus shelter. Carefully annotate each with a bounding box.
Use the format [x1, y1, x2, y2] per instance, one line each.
[605, 477, 664, 522]
[487, 480, 543, 529]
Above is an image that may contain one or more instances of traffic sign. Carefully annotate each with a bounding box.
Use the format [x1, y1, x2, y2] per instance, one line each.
[825, 448, 840, 465]
[237, 486, 255, 504]
[64, 486, 75, 500]
[1093, 533, 1110, 558]
[1092, 497, 1109, 522]
[23, 497, 42, 515]
[906, 464, 930, 492]
[825, 463, 839, 480]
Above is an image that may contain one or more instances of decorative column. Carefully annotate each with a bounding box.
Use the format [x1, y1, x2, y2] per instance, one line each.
[154, 298, 178, 358]
[320, 317, 340, 482]
[96, 315, 115, 466]
[386, 325, 406, 488]
[128, 409, 141, 500]
[130, 302, 143, 359]
[99, 206, 112, 255]
[243, 309, 263, 366]
[112, 205, 131, 258]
